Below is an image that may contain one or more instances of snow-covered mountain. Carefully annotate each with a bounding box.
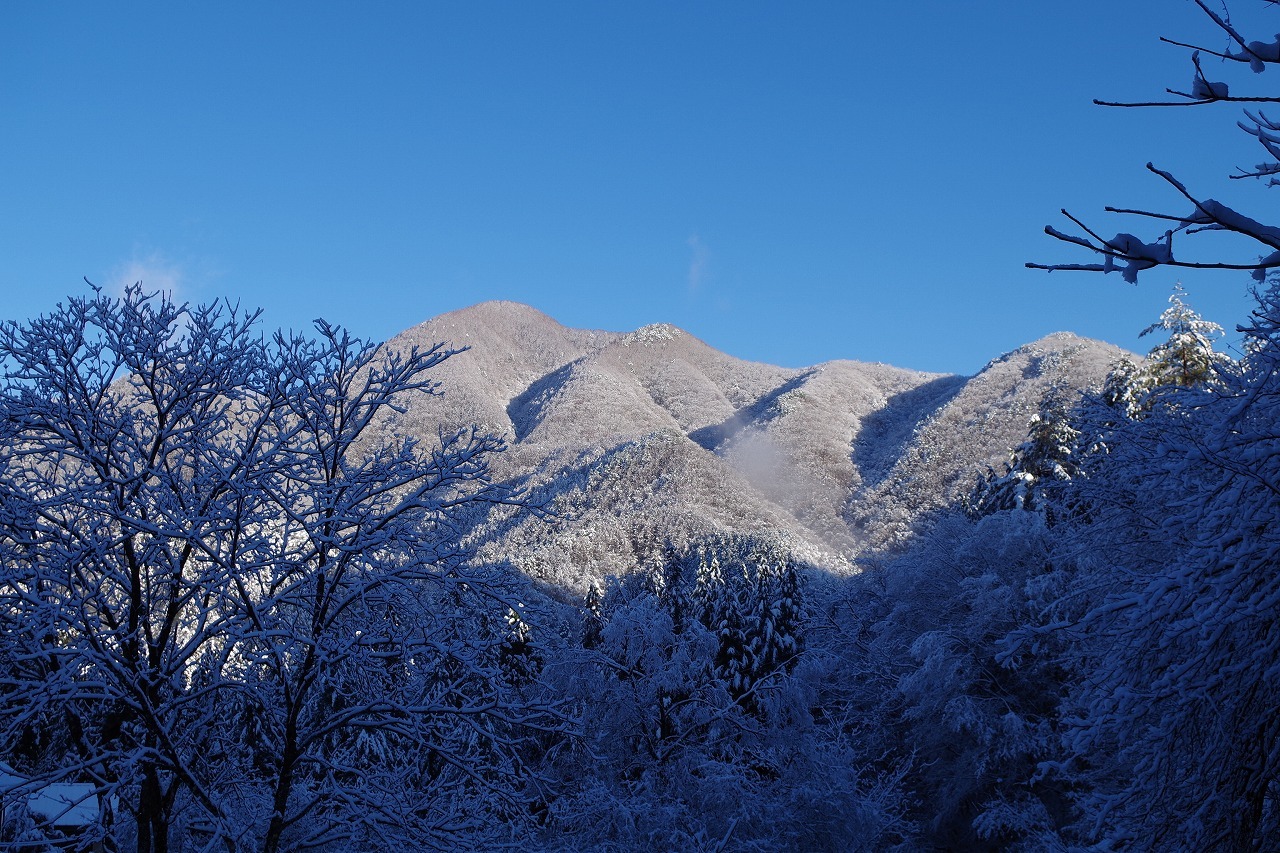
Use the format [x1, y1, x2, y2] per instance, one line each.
[374, 301, 1127, 589]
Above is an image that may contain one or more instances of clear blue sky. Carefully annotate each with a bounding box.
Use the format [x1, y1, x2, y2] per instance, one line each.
[1, 1, 1268, 374]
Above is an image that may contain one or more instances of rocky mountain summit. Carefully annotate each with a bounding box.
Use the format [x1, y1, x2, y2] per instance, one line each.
[375, 301, 1127, 589]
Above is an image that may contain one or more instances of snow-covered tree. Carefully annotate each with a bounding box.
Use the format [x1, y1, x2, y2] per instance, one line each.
[0, 288, 279, 851]
[970, 395, 1082, 517]
[975, 288, 1230, 523]
[0, 287, 563, 852]
[1022, 19, 1280, 831]
[234, 318, 560, 853]
[689, 534, 803, 712]
[540, 537, 906, 851]
[1137, 284, 1231, 389]
[1027, 248, 1279, 847]
[844, 510, 1073, 850]
[1021, 299, 1280, 848]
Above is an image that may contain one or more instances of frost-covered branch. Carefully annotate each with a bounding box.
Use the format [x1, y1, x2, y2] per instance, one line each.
[1031, 1, 1280, 282]
[0, 286, 566, 853]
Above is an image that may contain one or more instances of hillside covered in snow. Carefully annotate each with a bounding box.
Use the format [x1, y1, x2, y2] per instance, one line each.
[371, 300, 1127, 587]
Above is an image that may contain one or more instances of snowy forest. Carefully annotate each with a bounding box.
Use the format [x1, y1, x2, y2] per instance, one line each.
[3, 3, 1280, 852]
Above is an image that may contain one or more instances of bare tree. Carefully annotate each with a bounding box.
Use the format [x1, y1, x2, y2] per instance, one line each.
[1029, 0, 1280, 283]
[245, 320, 562, 853]
[0, 287, 566, 853]
[0, 287, 277, 852]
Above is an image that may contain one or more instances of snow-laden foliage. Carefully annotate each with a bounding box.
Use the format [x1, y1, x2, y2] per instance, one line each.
[841, 510, 1073, 850]
[1137, 283, 1231, 390]
[0, 287, 567, 853]
[686, 535, 803, 710]
[539, 534, 910, 852]
[972, 286, 1229, 520]
[970, 398, 1081, 517]
[852, 335, 1119, 550]
[1021, 284, 1280, 851]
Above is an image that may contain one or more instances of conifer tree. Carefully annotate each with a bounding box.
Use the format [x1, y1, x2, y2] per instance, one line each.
[970, 395, 1081, 517]
[1136, 284, 1230, 392]
[690, 535, 803, 710]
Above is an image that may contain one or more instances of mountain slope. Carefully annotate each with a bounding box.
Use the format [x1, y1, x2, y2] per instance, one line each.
[375, 302, 1126, 589]
[847, 332, 1128, 549]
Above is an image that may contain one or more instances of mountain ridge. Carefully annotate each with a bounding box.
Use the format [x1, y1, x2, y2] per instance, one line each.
[375, 302, 1128, 587]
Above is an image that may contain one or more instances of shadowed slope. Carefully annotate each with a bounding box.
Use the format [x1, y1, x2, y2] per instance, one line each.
[847, 332, 1127, 550]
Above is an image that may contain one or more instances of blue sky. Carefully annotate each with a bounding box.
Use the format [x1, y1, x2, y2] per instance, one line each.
[1, 1, 1269, 374]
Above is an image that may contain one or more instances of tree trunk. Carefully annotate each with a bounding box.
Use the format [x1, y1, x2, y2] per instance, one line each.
[136, 763, 167, 853]
[261, 722, 299, 853]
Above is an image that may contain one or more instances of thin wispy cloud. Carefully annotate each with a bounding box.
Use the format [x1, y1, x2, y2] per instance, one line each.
[686, 234, 710, 294]
[106, 252, 184, 300]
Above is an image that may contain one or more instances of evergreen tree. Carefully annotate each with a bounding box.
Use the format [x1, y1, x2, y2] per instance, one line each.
[690, 535, 803, 711]
[1137, 284, 1230, 390]
[1074, 287, 1231, 467]
[975, 287, 1231, 521]
[971, 394, 1082, 518]
[542, 539, 905, 851]
[580, 582, 604, 650]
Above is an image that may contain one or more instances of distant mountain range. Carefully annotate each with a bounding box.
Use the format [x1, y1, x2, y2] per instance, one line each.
[371, 301, 1128, 590]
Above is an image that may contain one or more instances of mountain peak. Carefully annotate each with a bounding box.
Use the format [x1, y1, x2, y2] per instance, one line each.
[621, 323, 685, 346]
[432, 299, 562, 329]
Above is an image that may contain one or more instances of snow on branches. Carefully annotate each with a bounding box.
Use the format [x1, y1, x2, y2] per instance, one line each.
[0, 286, 564, 853]
[1029, 1, 1280, 282]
